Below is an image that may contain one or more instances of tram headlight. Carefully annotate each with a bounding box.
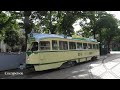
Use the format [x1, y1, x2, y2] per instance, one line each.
[26, 56, 29, 60]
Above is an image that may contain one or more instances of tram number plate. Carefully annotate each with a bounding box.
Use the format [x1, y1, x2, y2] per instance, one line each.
[78, 53, 82, 56]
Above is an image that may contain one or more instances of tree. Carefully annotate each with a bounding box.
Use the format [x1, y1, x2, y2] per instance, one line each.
[0, 12, 13, 40]
[76, 11, 119, 54]
[78, 11, 108, 39]
[4, 30, 19, 51]
[34, 11, 86, 36]
[94, 13, 119, 53]
[58, 11, 83, 36]
[0, 11, 21, 52]
[23, 11, 33, 51]
[111, 28, 120, 51]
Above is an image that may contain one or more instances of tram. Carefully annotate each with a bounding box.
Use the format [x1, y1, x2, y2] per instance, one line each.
[26, 33, 100, 71]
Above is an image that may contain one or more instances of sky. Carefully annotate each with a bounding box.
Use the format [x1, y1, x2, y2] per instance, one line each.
[107, 11, 120, 20]
[73, 11, 120, 32]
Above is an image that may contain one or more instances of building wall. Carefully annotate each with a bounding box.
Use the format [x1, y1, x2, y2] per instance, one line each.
[0, 52, 26, 71]
[0, 40, 7, 52]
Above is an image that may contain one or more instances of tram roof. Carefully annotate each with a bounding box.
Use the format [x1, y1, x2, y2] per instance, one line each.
[29, 33, 64, 41]
[29, 33, 98, 43]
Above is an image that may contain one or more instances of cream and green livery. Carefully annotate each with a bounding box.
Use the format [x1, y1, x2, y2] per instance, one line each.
[26, 33, 100, 71]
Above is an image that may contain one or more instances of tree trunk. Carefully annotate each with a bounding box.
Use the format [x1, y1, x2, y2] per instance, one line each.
[25, 32, 28, 51]
[107, 44, 110, 53]
[11, 47, 14, 52]
[107, 40, 111, 53]
[49, 11, 52, 34]
[23, 11, 31, 51]
[93, 32, 96, 39]
[99, 30, 102, 55]
[92, 30, 96, 39]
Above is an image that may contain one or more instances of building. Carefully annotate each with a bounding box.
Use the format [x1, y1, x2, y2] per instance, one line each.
[0, 40, 7, 52]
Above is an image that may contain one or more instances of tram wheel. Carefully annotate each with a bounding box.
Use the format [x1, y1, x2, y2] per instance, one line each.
[70, 61, 77, 66]
[60, 61, 77, 69]
[91, 56, 97, 61]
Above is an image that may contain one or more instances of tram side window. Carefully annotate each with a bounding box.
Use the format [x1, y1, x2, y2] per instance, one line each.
[96, 44, 99, 49]
[88, 44, 92, 49]
[39, 41, 50, 50]
[52, 40, 58, 50]
[31, 42, 38, 51]
[93, 44, 96, 49]
[59, 41, 68, 50]
[77, 42, 83, 50]
[83, 43, 87, 49]
[69, 42, 76, 50]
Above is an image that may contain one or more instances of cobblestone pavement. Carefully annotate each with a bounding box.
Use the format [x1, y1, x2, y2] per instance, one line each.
[1, 52, 120, 79]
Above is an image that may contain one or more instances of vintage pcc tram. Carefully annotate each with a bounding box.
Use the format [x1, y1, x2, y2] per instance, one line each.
[26, 33, 100, 71]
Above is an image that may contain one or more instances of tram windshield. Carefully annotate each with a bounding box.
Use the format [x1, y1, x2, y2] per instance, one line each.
[28, 42, 38, 51]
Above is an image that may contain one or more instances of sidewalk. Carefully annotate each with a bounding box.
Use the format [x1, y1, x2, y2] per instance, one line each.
[90, 53, 120, 79]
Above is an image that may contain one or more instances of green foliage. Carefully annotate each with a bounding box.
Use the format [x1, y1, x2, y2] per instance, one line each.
[1, 11, 120, 53]
[59, 12, 75, 36]
[77, 11, 108, 38]
[4, 30, 19, 48]
[0, 11, 22, 52]
[0, 11, 20, 42]
[0, 12, 9, 36]
[95, 13, 118, 41]
[33, 11, 83, 36]
[94, 13, 119, 53]
[76, 11, 120, 53]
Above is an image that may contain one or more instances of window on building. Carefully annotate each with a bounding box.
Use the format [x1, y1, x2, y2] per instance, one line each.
[52, 40, 58, 50]
[59, 41, 68, 50]
[77, 42, 83, 50]
[83, 43, 87, 49]
[39, 41, 50, 50]
[69, 42, 76, 50]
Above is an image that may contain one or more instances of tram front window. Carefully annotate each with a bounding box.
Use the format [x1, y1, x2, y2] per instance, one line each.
[30, 42, 38, 51]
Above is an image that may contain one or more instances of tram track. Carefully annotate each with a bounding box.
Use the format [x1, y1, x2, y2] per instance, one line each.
[88, 55, 108, 79]
[102, 55, 120, 79]
[88, 54, 120, 79]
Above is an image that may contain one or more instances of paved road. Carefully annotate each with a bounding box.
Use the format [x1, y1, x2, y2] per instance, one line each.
[1, 52, 120, 79]
[30, 54, 120, 79]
